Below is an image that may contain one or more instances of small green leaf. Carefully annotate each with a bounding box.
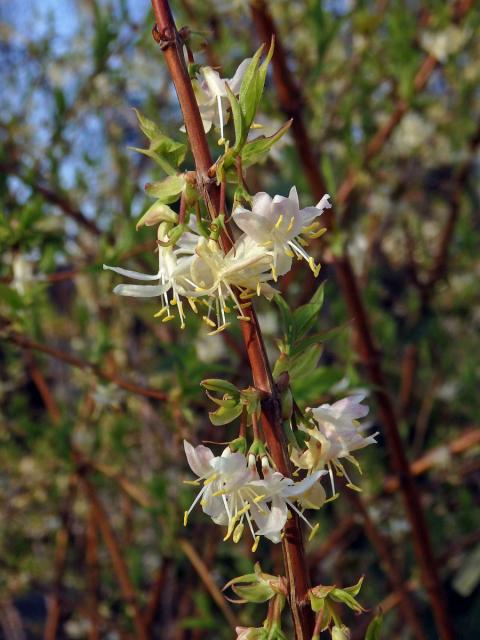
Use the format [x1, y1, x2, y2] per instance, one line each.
[145, 175, 186, 203]
[226, 84, 245, 151]
[241, 120, 292, 167]
[201, 379, 240, 395]
[291, 283, 325, 341]
[365, 614, 383, 640]
[209, 403, 243, 426]
[238, 45, 265, 129]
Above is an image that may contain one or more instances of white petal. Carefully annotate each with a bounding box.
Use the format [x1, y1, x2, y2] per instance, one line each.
[103, 264, 160, 281]
[228, 58, 251, 94]
[184, 440, 215, 478]
[232, 210, 273, 242]
[316, 194, 332, 210]
[113, 283, 170, 297]
[202, 67, 227, 97]
[288, 186, 299, 208]
[251, 192, 273, 219]
[282, 470, 326, 498]
[254, 496, 288, 542]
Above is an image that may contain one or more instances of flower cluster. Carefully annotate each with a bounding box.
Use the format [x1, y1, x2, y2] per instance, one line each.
[291, 394, 378, 494]
[183, 441, 326, 550]
[104, 187, 330, 333]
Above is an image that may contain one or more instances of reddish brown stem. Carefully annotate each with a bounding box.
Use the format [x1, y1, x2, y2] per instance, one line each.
[77, 470, 149, 640]
[5, 327, 167, 402]
[150, 1, 314, 636]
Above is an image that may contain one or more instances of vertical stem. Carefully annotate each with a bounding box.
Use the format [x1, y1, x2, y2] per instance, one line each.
[150, 1, 315, 636]
[78, 470, 149, 640]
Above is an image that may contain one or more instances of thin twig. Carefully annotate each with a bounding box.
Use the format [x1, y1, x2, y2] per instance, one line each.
[179, 539, 238, 629]
[4, 326, 168, 402]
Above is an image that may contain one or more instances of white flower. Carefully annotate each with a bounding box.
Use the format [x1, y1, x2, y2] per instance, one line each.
[183, 442, 270, 548]
[103, 227, 195, 329]
[11, 253, 34, 295]
[290, 394, 377, 494]
[188, 235, 277, 334]
[233, 187, 331, 279]
[192, 59, 250, 141]
[420, 26, 469, 63]
[251, 463, 326, 543]
[183, 442, 325, 549]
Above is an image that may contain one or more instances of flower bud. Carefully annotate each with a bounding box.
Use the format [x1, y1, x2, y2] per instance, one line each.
[331, 625, 351, 640]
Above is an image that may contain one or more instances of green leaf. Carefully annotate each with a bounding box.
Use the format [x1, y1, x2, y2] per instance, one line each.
[241, 120, 292, 167]
[289, 344, 323, 380]
[209, 403, 243, 426]
[365, 614, 383, 640]
[226, 84, 245, 151]
[0, 284, 24, 310]
[274, 294, 293, 345]
[145, 175, 186, 204]
[330, 587, 365, 613]
[291, 283, 325, 342]
[201, 379, 240, 395]
[131, 108, 187, 170]
[238, 45, 265, 129]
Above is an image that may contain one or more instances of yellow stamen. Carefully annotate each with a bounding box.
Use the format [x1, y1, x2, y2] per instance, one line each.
[204, 473, 218, 486]
[188, 297, 198, 313]
[208, 323, 230, 336]
[285, 248, 294, 258]
[162, 315, 175, 323]
[253, 494, 266, 503]
[274, 214, 284, 230]
[237, 315, 251, 322]
[154, 307, 168, 318]
[233, 522, 244, 543]
[183, 480, 200, 486]
[170, 298, 177, 305]
[183, 511, 189, 526]
[287, 216, 295, 232]
[202, 316, 216, 328]
[309, 227, 327, 240]
[308, 523, 320, 541]
[251, 536, 260, 552]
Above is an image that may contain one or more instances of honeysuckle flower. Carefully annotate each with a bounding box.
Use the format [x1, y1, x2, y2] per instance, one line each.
[251, 463, 327, 544]
[183, 442, 326, 549]
[191, 59, 250, 142]
[290, 394, 377, 494]
[233, 187, 331, 279]
[104, 225, 195, 329]
[188, 235, 277, 334]
[183, 441, 270, 548]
